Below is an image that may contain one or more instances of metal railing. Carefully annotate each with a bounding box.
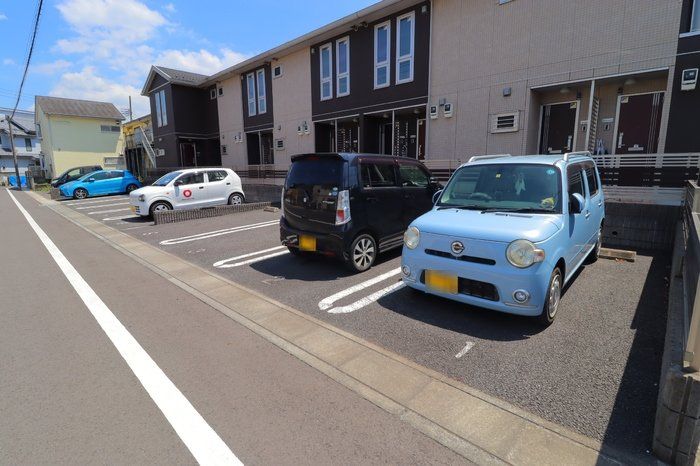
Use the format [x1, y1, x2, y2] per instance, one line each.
[682, 181, 700, 371]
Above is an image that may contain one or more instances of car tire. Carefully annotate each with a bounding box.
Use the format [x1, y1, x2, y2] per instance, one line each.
[538, 267, 563, 326]
[228, 193, 244, 205]
[585, 227, 602, 264]
[125, 184, 138, 194]
[149, 201, 172, 217]
[73, 188, 88, 200]
[345, 234, 377, 273]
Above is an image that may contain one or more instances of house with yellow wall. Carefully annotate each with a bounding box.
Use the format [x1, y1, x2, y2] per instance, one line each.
[35, 96, 125, 178]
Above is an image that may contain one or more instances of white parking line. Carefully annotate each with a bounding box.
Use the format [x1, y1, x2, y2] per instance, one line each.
[65, 197, 128, 206]
[7, 190, 241, 465]
[103, 215, 136, 221]
[213, 246, 289, 269]
[455, 342, 475, 359]
[327, 282, 405, 314]
[318, 268, 402, 311]
[160, 220, 278, 246]
[76, 202, 129, 210]
[89, 207, 132, 215]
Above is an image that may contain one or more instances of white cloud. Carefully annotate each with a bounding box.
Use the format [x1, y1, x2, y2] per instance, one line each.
[154, 48, 249, 75]
[0, 13, 7, 21]
[32, 59, 72, 75]
[3, 58, 15, 66]
[50, 66, 150, 116]
[164, 3, 176, 13]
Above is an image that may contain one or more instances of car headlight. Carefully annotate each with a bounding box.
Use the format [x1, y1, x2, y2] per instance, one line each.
[138, 194, 145, 202]
[506, 239, 545, 268]
[404, 226, 420, 250]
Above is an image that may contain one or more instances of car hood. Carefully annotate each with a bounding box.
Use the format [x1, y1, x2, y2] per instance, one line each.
[131, 185, 167, 197]
[412, 208, 563, 243]
[60, 180, 79, 191]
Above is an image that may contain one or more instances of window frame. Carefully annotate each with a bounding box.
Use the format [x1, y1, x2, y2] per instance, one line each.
[256, 68, 267, 114]
[246, 72, 257, 117]
[319, 43, 333, 101]
[567, 166, 585, 197]
[360, 161, 398, 189]
[584, 164, 600, 197]
[336, 36, 350, 97]
[210, 88, 217, 100]
[374, 21, 391, 89]
[158, 90, 168, 126]
[395, 11, 415, 85]
[154, 91, 163, 127]
[692, 0, 700, 33]
[398, 162, 430, 188]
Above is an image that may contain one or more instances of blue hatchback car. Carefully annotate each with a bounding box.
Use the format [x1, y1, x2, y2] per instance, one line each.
[401, 152, 604, 326]
[59, 169, 142, 200]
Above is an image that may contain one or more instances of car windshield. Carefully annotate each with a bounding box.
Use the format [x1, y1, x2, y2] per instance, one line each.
[77, 171, 100, 181]
[438, 163, 562, 213]
[153, 171, 183, 186]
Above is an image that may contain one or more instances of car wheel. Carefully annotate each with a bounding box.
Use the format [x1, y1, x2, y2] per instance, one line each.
[73, 188, 88, 200]
[585, 227, 602, 264]
[345, 234, 377, 273]
[228, 193, 244, 205]
[125, 184, 138, 194]
[149, 201, 172, 217]
[538, 267, 562, 326]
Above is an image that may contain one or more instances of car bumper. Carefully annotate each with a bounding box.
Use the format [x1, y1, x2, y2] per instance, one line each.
[129, 200, 148, 216]
[401, 247, 552, 317]
[280, 217, 346, 258]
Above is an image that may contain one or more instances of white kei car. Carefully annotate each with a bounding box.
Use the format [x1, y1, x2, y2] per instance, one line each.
[130, 168, 245, 217]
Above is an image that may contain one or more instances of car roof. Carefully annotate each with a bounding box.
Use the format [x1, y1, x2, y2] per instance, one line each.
[461, 153, 594, 169]
[292, 152, 423, 163]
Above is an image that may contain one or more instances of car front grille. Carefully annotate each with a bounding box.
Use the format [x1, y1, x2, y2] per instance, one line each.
[420, 272, 499, 302]
[424, 249, 496, 266]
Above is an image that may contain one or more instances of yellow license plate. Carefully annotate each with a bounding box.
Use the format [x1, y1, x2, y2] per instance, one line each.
[299, 235, 316, 252]
[130, 206, 136, 213]
[425, 270, 458, 294]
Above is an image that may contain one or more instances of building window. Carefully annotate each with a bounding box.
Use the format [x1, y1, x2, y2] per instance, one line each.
[218, 87, 224, 96]
[692, 0, 700, 32]
[210, 89, 217, 100]
[100, 124, 121, 133]
[273, 65, 283, 78]
[374, 21, 391, 89]
[25, 138, 32, 151]
[336, 37, 350, 97]
[247, 72, 257, 117]
[154, 90, 167, 127]
[320, 43, 333, 101]
[221, 144, 227, 155]
[396, 12, 415, 84]
[257, 68, 267, 114]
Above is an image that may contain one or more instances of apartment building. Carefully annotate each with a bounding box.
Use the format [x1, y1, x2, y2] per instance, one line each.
[35, 96, 125, 178]
[141, 66, 220, 168]
[143, 0, 700, 187]
[0, 108, 41, 177]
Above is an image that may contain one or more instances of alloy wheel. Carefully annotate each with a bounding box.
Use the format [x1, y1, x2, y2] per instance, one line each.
[153, 203, 170, 212]
[230, 194, 243, 205]
[353, 237, 376, 270]
[548, 273, 562, 318]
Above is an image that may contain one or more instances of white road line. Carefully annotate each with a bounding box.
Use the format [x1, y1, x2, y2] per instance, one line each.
[160, 220, 278, 246]
[89, 207, 131, 215]
[124, 225, 151, 230]
[65, 197, 128, 206]
[214, 250, 289, 268]
[213, 246, 286, 268]
[103, 215, 136, 221]
[318, 268, 402, 311]
[7, 190, 241, 465]
[455, 342, 475, 359]
[327, 281, 405, 314]
[76, 202, 129, 210]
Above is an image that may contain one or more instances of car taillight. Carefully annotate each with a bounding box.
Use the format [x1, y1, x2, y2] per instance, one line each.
[335, 190, 351, 225]
[280, 188, 285, 218]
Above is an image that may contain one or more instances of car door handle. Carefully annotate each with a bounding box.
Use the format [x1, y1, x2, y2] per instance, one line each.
[597, 201, 603, 207]
[366, 196, 378, 202]
[226, 182, 231, 185]
[585, 211, 591, 219]
[198, 186, 204, 190]
[403, 194, 412, 199]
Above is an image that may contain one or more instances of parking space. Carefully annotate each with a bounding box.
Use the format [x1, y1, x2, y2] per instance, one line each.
[57, 196, 668, 458]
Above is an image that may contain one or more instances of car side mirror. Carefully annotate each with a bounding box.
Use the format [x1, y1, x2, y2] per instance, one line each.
[432, 189, 444, 205]
[569, 193, 585, 214]
[429, 176, 440, 185]
[174, 180, 183, 186]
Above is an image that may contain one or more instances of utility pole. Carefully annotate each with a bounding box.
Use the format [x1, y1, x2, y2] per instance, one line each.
[6, 114, 21, 191]
[128, 96, 133, 122]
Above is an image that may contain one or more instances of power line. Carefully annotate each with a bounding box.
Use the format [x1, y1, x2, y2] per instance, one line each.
[10, 0, 44, 120]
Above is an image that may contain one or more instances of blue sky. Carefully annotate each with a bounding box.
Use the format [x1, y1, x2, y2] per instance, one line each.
[0, 0, 378, 117]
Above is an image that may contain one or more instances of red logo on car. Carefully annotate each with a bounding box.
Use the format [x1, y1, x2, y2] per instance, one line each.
[183, 189, 192, 198]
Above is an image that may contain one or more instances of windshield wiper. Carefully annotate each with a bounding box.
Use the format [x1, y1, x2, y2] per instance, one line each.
[437, 204, 483, 211]
[480, 207, 553, 214]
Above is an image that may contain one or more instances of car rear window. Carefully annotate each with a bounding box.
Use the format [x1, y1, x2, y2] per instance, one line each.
[287, 158, 344, 187]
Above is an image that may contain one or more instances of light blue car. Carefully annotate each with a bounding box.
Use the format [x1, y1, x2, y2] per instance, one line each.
[401, 152, 604, 326]
[59, 169, 142, 200]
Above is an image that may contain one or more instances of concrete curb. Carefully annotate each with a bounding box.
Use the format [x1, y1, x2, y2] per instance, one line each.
[153, 201, 272, 225]
[28, 189, 638, 465]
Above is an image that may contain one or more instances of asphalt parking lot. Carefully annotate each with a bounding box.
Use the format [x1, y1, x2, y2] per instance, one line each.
[57, 193, 669, 458]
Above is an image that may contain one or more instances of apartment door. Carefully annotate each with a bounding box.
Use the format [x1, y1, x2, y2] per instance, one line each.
[380, 123, 392, 155]
[539, 102, 579, 154]
[260, 132, 274, 165]
[180, 142, 197, 167]
[614, 92, 664, 154]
